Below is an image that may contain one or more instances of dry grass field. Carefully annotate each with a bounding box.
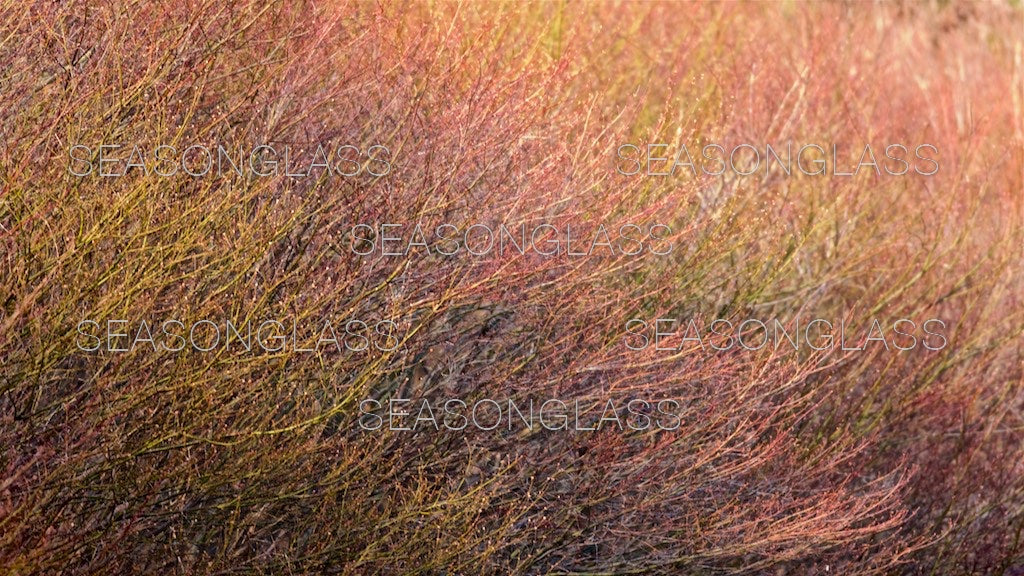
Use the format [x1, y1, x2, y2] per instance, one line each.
[1, 1, 1022, 574]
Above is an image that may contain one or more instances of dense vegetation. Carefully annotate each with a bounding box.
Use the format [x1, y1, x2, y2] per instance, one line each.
[1, 1, 1021, 574]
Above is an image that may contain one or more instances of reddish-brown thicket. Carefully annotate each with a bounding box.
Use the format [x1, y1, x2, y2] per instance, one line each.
[0, 1, 1021, 574]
